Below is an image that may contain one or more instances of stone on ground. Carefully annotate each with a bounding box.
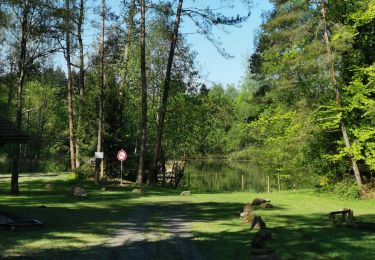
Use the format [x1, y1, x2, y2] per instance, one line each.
[45, 183, 54, 191]
[71, 186, 87, 197]
[132, 188, 144, 194]
[180, 190, 191, 196]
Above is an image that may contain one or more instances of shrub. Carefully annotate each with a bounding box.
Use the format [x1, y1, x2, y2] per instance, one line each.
[333, 178, 361, 200]
[315, 177, 361, 199]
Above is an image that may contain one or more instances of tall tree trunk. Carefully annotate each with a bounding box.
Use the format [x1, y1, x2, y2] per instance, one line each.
[76, 0, 85, 168]
[123, 0, 135, 74]
[136, 0, 147, 185]
[11, 1, 29, 194]
[65, 0, 76, 172]
[95, 0, 105, 184]
[119, 0, 136, 125]
[321, 0, 362, 187]
[149, 0, 183, 185]
[7, 62, 15, 117]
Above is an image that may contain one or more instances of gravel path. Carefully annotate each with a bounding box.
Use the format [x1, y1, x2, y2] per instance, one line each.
[106, 203, 204, 260]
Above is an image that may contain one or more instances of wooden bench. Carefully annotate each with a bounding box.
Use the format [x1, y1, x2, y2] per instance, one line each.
[329, 209, 353, 226]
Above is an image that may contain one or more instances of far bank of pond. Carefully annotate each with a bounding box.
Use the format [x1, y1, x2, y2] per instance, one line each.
[183, 160, 314, 192]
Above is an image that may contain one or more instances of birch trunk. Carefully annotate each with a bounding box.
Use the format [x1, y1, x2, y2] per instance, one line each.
[321, 0, 362, 187]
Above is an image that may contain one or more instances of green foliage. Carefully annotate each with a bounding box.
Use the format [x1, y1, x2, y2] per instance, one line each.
[345, 65, 375, 170]
[242, 0, 375, 189]
[333, 178, 362, 199]
[1, 0, 374, 193]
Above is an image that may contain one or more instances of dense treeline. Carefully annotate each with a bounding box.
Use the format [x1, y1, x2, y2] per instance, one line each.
[241, 0, 375, 195]
[0, 0, 251, 193]
[0, 0, 374, 195]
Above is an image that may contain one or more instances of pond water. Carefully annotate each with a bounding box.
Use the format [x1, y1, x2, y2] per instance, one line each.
[182, 160, 267, 192]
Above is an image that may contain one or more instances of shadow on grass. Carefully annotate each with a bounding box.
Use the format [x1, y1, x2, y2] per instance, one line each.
[2, 200, 374, 259]
[1, 176, 375, 259]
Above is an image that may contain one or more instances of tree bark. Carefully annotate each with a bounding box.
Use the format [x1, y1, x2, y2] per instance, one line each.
[122, 0, 136, 91]
[136, 0, 147, 185]
[321, 0, 362, 187]
[149, 0, 183, 185]
[65, 0, 76, 173]
[11, 1, 29, 194]
[95, 0, 105, 184]
[75, 0, 85, 169]
[118, 0, 136, 128]
[7, 62, 15, 117]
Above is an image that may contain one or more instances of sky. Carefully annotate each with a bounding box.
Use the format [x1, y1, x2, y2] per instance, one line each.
[180, 0, 274, 87]
[70, 0, 274, 88]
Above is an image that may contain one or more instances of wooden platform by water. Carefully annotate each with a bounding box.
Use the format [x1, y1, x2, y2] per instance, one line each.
[157, 160, 185, 188]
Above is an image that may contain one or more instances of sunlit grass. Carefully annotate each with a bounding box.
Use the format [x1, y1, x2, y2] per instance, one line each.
[1, 173, 375, 259]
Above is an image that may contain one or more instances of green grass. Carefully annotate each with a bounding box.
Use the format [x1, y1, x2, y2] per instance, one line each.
[0, 172, 375, 259]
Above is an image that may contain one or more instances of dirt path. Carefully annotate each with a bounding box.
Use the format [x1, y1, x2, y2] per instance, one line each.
[107, 203, 204, 260]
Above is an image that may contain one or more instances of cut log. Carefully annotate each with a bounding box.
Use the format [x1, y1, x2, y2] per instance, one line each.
[252, 198, 271, 206]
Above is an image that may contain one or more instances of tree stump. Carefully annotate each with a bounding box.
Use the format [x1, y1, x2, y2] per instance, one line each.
[260, 202, 273, 209]
[240, 203, 255, 223]
[252, 198, 271, 206]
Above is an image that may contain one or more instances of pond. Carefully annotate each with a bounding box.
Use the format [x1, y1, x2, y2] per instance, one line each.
[182, 160, 267, 192]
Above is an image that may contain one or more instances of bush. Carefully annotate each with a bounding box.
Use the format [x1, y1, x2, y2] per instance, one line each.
[333, 178, 361, 200]
[315, 177, 361, 199]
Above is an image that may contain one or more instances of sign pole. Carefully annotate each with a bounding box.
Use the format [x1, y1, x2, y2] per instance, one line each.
[121, 160, 123, 185]
[117, 149, 127, 186]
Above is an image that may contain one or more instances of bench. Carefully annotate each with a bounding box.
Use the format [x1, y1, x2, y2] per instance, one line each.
[329, 209, 353, 226]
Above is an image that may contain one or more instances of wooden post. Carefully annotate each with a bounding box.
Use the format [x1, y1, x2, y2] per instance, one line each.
[100, 159, 104, 179]
[241, 173, 244, 191]
[278, 173, 281, 191]
[267, 175, 270, 193]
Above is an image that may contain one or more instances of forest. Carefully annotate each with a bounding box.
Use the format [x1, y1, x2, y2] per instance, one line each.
[0, 0, 374, 197]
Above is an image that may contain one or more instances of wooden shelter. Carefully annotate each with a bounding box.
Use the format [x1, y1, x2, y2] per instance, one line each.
[0, 116, 29, 145]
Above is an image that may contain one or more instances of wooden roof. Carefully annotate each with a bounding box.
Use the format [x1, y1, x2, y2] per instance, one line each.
[0, 116, 29, 144]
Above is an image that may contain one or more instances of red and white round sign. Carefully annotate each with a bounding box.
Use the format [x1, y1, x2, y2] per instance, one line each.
[117, 149, 127, 161]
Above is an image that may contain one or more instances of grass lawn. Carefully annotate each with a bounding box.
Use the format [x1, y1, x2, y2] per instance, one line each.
[0, 172, 375, 259]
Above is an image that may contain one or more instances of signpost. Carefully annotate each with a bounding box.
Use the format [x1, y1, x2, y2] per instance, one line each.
[95, 152, 104, 159]
[95, 152, 104, 180]
[117, 149, 127, 185]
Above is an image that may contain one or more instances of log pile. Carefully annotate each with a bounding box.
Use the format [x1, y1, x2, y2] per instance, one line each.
[240, 198, 280, 259]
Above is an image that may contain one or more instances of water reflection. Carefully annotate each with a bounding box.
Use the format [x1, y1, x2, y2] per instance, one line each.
[183, 160, 267, 192]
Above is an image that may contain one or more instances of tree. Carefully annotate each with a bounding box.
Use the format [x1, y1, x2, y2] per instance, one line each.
[136, 0, 147, 185]
[320, 0, 362, 186]
[75, 0, 86, 168]
[148, 0, 252, 184]
[148, 0, 183, 184]
[95, 0, 106, 184]
[64, 0, 76, 173]
[3, 0, 60, 194]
